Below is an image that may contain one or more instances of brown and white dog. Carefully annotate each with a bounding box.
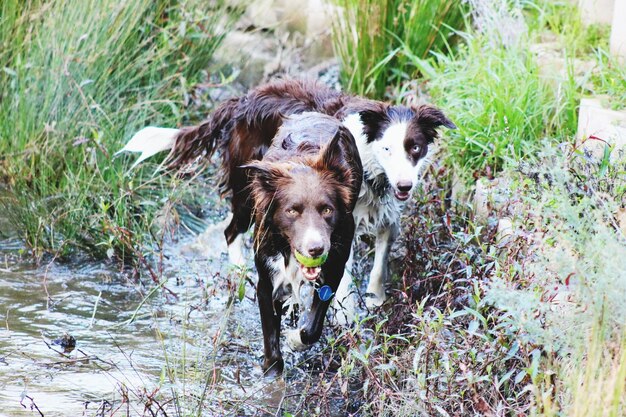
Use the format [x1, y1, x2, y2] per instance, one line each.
[244, 113, 361, 373]
[119, 78, 455, 321]
[120, 111, 361, 374]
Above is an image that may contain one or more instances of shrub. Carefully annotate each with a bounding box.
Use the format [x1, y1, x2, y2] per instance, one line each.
[0, 0, 237, 261]
[487, 146, 626, 415]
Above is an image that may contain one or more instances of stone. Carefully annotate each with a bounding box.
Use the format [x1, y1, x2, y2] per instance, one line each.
[472, 177, 513, 222]
[496, 217, 514, 243]
[610, 0, 626, 60]
[616, 207, 626, 234]
[531, 39, 596, 87]
[576, 98, 626, 160]
[578, 0, 615, 26]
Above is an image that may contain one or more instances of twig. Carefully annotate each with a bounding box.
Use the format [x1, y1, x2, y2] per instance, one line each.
[20, 394, 44, 417]
[89, 291, 102, 329]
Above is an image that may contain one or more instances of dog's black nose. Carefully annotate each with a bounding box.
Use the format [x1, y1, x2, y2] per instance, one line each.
[396, 181, 413, 192]
[308, 245, 324, 258]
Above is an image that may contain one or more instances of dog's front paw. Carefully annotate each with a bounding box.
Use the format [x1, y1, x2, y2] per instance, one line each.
[285, 329, 310, 351]
[262, 357, 284, 376]
[364, 292, 386, 309]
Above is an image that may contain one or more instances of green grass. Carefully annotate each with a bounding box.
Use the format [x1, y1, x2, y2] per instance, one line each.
[528, 0, 610, 55]
[588, 49, 626, 110]
[330, 0, 467, 98]
[425, 35, 578, 178]
[0, 0, 237, 261]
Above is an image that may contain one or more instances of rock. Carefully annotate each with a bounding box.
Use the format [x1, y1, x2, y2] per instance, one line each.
[52, 333, 76, 353]
[496, 217, 514, 243]
[531, 39, 596, 87]
[472, 177, 513, 222]
[214, 0, 335, 86]
[610, 0, 626, 60]
[576, 98, 626, 161]
[578, 0, 615, 26]
[215, 30, 283, 87]
[616, 207, 626, 235]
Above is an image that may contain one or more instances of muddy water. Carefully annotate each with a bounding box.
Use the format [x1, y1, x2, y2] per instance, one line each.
[0, 214, 331, 417]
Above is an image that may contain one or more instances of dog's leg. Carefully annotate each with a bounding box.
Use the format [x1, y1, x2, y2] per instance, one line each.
[365, 225, 398, 309]
[256, 261, 284, 376]
[331, 247, 358, 325]
[293, 259, 346, 348]
[224, 190, 253, 267]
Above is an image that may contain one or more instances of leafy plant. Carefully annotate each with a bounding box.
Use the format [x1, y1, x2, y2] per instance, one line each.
[330, 0, 467, 98]
[424, 32, 579, 179]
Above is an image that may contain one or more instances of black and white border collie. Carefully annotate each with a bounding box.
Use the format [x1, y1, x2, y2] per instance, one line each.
[119, 78, 455, 321]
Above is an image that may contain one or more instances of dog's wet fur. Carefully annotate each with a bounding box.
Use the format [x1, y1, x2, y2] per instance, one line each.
[167, 79, 455, 313]
[242, 113, 361, 374]
[141, 78, 455, 373]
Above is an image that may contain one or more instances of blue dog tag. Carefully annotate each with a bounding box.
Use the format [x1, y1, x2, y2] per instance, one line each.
[317, 285, 334, 301]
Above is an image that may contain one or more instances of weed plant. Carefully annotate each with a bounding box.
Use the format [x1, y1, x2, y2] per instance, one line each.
[0, 0, 236, 261]
[330, 0, 467, 98]
[487, 145, 626, 415]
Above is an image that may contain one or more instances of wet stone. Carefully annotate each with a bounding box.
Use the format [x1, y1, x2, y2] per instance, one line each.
[52, 333, 77, 353]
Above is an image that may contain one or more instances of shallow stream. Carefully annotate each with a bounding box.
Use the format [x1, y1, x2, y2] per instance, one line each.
[0, 213, 335, 417]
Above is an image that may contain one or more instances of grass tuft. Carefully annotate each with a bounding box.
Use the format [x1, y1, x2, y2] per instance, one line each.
[0, 0, 238, 261]
[330, 0, 467, 98]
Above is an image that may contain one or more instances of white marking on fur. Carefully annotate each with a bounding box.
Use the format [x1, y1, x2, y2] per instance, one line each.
[285, 329, 308, 351]
[373, 121, 420, 192]
[366, 228, 391, 308]
[116, 126, 179, 169]
[267, 254, 307, 307]
[332, 248, 358, 325]
[227, 234, 246, 267]
[301, 227, 323, 255]
[343, 114, 398, 232]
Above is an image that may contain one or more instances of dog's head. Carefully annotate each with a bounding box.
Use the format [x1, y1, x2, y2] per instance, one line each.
[359, 105, 456, 200]
[246, 129, 359, 281]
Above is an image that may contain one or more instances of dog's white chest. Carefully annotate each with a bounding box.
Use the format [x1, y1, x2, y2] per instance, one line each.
[266, 255, 313, 307]
[353, 181, 402, 234]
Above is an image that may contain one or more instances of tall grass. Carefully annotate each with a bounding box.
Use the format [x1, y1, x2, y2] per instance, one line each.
[330, 0, 467, 98]
[425, 36, 578, 178]
[0, 0, 236, 261]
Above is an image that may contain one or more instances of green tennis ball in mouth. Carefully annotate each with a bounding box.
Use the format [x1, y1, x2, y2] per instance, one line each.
[294, 250, 328, 268]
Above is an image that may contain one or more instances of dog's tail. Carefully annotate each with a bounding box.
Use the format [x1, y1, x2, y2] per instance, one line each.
[116, 97, 240, 171]
[165, 97, 240, 170]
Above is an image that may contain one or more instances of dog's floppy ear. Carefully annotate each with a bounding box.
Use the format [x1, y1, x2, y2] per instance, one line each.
[241, 161, 278, 191]
[317, 127, 363, 210]
[358, 108, 387, 142]
[413, 105, 457, 130]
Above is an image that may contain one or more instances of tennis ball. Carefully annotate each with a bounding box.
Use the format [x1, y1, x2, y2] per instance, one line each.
[294, 250, 328, 267]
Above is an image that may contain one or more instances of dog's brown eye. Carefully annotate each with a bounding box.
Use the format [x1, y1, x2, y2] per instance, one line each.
[286, 208, 298, 216]
[322, 207, 333, 216]
[412, 145, 421, 153]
